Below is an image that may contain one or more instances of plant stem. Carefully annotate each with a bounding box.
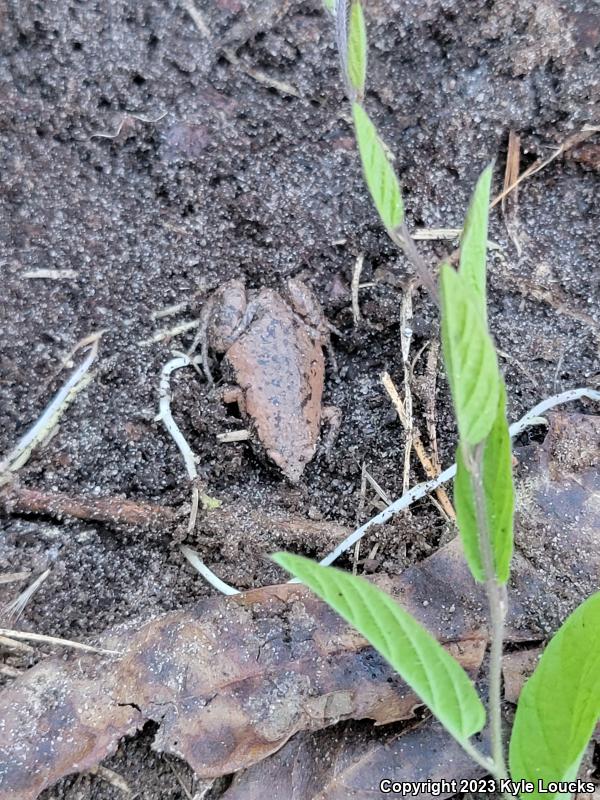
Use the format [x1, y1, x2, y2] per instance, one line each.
[391, 223, 440, 306]
[467, 442, 509, 780]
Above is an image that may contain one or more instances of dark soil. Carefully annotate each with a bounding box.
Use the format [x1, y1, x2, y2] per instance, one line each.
[0, 0, 598, 797]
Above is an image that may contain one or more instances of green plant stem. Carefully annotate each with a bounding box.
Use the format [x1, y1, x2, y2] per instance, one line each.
[390, 222, 440, 305]
[467, 442, 509, 780]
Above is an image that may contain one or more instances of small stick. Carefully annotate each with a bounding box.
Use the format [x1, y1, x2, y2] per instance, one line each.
[0, 634, 34, 653]
[90, 766, 132, 797]
[351, 253, 365, 325]
[0, 628, 122, 656]
[399, 287, 414, 494]
[423, 340, 441, 474]
[22, 269, 77, 280]
[139, 319, 200, 347]
[217, 430, 251, 443]
[0, 572, 30, 585]
[352, 462, 368, 574]
[1, 484, 177, 527]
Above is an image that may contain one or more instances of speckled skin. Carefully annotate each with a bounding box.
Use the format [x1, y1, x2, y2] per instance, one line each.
[209, 281, 327, 481]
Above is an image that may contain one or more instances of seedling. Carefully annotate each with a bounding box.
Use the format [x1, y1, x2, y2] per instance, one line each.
[274, 2, 600, 796]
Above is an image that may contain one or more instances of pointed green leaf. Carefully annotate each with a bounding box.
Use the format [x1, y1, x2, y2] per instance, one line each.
[509, 592, 600, 799]
[273, 552, 486, 745]
[347, 1, 367, 98]
[352, 103, 403, 232]
[459, 164, 493, 321]
[322, 0, 334, 11]
[440, 264, 500, 445]
[454, 381, 514, 584]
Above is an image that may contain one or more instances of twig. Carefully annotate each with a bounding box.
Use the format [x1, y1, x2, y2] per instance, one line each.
[0, 336, 100, 485]
[22, 269, 77, 280]
[0, 484, 176, 527]
[223, 48, 301, 98]
[0, 634, 34, 653]
[353, 462, 368, 573]
[180, 0, 211, 37]
[0, 628, 122, 656]
[319, 387, 600, 566]
[139, 319, 200, 347]
[217, 430, 251, 443]
[351, 253, 365, 325]
[399, 288, 414, 494]
[0, 572, 30, 585]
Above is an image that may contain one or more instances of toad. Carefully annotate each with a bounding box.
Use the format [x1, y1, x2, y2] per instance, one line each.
[191, 278, 339, 482]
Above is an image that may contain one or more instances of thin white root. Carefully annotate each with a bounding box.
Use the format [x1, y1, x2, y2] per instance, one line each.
[318, 387, 600, 568]
[181, 546, 240, 595]
[0, 336, 100, 486]
[188, 386, 600, 593]
[0, 628, 121, 656]
[157, 354, 201, 532]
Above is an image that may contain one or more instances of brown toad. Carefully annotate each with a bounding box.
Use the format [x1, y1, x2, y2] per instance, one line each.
[194, 278, 339, 482]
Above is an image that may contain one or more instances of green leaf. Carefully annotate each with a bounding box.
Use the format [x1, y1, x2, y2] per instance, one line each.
[273, 552, 486, 745]
[352, 103, 403, 232]
[459, 164, 493, 321]
[440, 264, 500, 445]
[322, 0, 334, 11]
[509, 592, 600, 799]
[454, 381, 514, 584]
[347, 1, 367, 98]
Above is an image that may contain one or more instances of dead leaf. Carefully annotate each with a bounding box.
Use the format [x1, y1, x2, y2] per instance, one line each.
[502, 648, 541, 704]
[222, 720, 485, 800]
[0, 413, 598, 800]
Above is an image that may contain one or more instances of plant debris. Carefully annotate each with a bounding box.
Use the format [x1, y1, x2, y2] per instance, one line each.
[1, 412, 598, 799]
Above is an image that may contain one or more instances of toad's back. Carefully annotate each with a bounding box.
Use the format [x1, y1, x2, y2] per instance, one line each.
[224, 290, 325, 482]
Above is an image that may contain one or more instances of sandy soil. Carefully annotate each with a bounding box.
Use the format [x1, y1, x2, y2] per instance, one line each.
[0, 0, 598, 796]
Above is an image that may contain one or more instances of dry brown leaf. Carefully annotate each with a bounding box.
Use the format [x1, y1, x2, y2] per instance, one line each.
[222, 720, 485, 800]
[0, 413, 598, 800]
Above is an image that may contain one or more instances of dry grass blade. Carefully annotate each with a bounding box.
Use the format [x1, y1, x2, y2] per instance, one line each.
[2, 569, 50, 623]
[0, 634, 34, 653]
[502, 130, 521, 214]
[0, 336, 100, 486]
[381, 371, 455, 521]
[0, 571, 30, 586]
[490, 125, 600, 209]
[0, 628, 122, 656]
[351, 252, 365, 325]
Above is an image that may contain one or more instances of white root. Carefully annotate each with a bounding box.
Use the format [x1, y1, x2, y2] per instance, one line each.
[317, 387, 600, 568]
